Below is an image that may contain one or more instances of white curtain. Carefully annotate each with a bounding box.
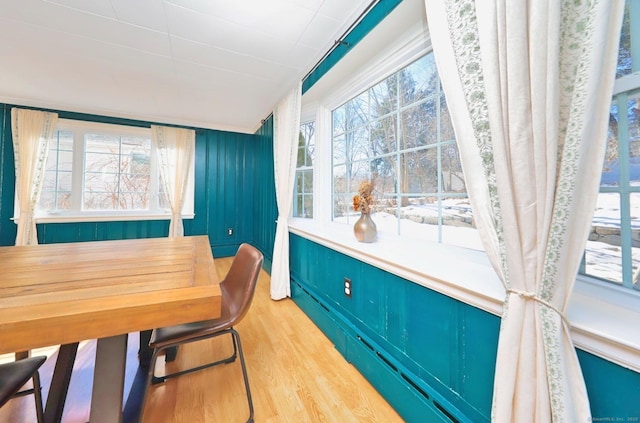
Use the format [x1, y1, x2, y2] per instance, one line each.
[271, 82, 302, 300]
[151, 125, 195, 237]
[11, 108, 58, 246]
[425, 1, 624, 421]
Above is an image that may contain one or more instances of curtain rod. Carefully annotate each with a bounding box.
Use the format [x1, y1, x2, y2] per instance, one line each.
[260, 0, 380, 125]
[301, 0, 380, 83]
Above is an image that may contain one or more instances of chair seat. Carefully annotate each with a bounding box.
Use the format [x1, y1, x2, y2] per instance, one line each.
[0, 356, 46, 407]
[150, 318, 232, 348]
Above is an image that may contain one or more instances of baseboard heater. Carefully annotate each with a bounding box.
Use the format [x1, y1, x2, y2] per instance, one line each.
[291, 279, 468, 423]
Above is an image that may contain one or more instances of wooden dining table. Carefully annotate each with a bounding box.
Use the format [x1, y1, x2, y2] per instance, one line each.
[0, 235, 222, 423]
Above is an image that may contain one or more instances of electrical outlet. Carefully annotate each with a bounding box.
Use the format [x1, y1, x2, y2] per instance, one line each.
[344, 277, 352, 298]
[227, 228, 233, 236]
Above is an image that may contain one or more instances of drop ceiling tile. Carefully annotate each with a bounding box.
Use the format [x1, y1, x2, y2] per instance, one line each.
[319, 0, 370, 21]
[298, 13, 343, 49]
[40, 0, 117, 19]
[110, 0, 169, 33]
[163, 2, 220, 45]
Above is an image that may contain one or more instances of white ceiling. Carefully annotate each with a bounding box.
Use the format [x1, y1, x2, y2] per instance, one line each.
[0, 0, 374, 133]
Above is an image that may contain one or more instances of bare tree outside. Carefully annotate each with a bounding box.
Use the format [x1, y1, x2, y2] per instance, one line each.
[83, 134, 151, 211]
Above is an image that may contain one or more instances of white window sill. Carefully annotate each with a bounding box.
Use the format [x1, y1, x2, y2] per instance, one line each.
[13, 212, 195, 224]
[289, 218, 640, 373]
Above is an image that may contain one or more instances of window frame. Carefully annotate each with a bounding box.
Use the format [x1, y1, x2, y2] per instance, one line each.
[15, 119, 195, 224]
[329, 51, 478, 249]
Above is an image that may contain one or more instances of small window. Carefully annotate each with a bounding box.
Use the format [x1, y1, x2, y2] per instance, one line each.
[33, 119, 193, 222]
[293, 121, 315, 218]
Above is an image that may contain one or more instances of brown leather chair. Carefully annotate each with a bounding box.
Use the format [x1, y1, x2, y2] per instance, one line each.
[142, 243, 263, 423]
[0, 355, 47, 423]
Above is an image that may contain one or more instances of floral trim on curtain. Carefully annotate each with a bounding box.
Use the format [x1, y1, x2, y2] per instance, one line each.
[427, 0, 625, 421]
[11, 108, 59, 245]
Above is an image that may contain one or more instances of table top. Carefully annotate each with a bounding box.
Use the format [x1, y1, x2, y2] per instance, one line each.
[0, 235, 222, 354]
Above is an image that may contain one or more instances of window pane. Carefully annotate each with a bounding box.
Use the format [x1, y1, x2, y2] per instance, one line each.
[586, 193, 622, 284]
[370, 115, 397, 154]
[440, 94, 455, 142]
[298, 122, 315, 167]
[400, 54, 438, 106]
[347, 92, 369, 130]
[39, 130, 74, 212]
[441, 142, 465, 193]
[602, 103, 621, 186]
[370, 74, 397, 118]
[333, 134, 346, 166]
[294, 169, 314, 219]
[348, 126, 371, 162]
[617, 1, 633, 78]
[294, 121, 315, 219]
[400, 149, 438, 194]
[629, 93, 640, 186]
[83, 134, 151, 211]
[400, 100, 436, 150]
[372, 155, 397, 200]
[333, 164, 348, 219]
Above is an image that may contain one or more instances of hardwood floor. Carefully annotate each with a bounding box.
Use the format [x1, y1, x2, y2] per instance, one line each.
[0, 256, 403, 422]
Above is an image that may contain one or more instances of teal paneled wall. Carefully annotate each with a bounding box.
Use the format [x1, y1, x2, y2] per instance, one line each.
[0, 104, 260, 256]
[252, 116, 277, 270]
[196, 129, 256, 257]
[289, 234, 640, 422]
[0, 108, 15, 245]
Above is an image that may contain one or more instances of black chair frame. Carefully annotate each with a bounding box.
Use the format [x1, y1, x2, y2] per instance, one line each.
[147, 327, 253, 422]
[0, 356, 46, 423]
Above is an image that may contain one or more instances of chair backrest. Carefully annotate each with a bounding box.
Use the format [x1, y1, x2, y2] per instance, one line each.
[0, 356, 46, 408]
[220, 243, 264, 327]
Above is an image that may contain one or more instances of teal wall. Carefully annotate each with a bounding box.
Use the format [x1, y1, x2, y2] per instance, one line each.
[252, 116, 277, 271]
[289, 234, 640, 422]
[0, 104, 260, 257]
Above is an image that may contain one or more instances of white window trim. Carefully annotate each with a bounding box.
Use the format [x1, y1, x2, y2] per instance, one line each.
[14, 119, 195, 224]
[299, 12, 640, 373]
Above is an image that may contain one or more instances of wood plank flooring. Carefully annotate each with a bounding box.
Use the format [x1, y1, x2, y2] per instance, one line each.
[0, 256, 403, 422]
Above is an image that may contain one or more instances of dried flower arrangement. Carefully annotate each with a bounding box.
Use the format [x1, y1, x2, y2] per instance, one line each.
[353, 180, 374, 214]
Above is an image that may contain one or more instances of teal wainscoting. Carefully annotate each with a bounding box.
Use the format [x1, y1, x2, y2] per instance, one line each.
[0, 104, 259, 256]
[289, 234, 640, 422]
[252, 115, 277, 271]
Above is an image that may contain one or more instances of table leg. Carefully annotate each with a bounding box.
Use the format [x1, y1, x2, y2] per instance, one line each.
[139, 329, 178, 364]
[138, 330, 152, 368]
[90, 335, 128, 423]
[44, 343, 78, 423]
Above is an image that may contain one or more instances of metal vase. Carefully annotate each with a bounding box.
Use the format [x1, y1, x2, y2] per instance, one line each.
[353, 213, 377, 243]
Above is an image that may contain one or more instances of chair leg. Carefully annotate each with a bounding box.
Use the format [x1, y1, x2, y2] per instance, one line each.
[230, 328, 254, 423]
[140, 329, 254, 423]
[32, 370, 44, 423]
[151, 330, 238, 384]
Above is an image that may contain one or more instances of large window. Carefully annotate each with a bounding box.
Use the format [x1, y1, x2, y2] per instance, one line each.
[35, 119, 192, 222]
[583, 2, 640, 290]
[293, 121, 315, 218]
[331, 53, 482, 250]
